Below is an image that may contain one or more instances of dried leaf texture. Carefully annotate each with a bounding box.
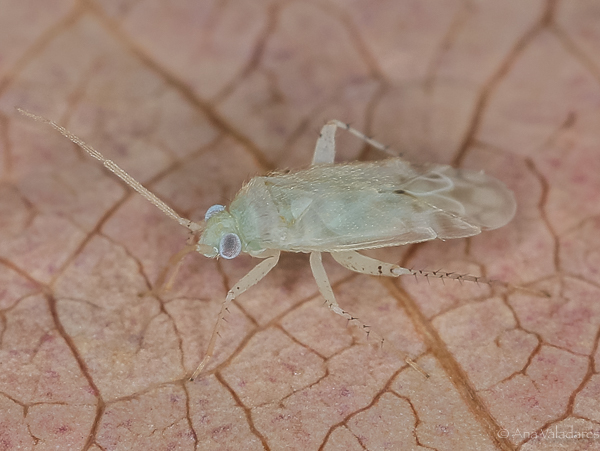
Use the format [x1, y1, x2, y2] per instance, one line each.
[0, 1, 599, 450]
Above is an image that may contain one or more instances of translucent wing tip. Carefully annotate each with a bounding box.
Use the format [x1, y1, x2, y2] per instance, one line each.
[460, 171, 517, 231]
[405, 165, 517, 232]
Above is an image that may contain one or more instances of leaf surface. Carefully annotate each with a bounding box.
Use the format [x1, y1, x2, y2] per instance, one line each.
[1, 1, 599, 450]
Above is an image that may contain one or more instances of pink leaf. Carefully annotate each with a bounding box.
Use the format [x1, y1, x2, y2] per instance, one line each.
[1, 1, 599, 449]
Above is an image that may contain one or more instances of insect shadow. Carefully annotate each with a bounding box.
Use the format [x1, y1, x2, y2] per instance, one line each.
[19, 110, 519, 380]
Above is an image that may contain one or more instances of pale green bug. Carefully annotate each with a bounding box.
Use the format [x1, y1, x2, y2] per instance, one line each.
[19, 110, 516, 380]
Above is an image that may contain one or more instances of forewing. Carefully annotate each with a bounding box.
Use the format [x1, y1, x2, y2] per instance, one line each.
[250, 159, 516, 251]
[393, 162, 517, 234]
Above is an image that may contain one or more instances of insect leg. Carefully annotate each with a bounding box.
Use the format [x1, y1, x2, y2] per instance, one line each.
[312, 119, 396, 165]
[312, 122, 337, 165]
[309, 252, 351, 318]
[151, 243, 198, 295]
[310, 252, 428, 377]
[330, 250, 411, 277]
[332, 250, 549, 298]
[189, 250, 280, 381]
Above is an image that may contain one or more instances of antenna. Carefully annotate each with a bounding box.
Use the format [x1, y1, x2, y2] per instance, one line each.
[18, 109, 203, 233]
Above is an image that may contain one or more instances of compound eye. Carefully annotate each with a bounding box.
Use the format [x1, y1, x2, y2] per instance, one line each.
[219, 233, 242, 259]
[204, 204, 225, 221]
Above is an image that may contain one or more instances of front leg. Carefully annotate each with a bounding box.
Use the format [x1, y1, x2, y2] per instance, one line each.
[189, 250, 280, 380]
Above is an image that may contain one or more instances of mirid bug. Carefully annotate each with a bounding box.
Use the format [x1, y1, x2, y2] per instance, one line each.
[19, 110, 516, 380]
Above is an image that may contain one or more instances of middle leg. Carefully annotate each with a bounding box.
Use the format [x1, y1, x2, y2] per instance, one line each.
[309, 252, 427, 377]
[309, 251, 352, 319]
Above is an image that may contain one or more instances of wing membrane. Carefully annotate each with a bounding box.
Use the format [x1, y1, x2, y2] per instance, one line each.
[234, 158, 516, 252]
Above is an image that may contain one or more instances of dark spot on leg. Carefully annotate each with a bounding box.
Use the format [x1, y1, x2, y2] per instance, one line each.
[378, 265, 382, 274]
[393, 189, 406, 194]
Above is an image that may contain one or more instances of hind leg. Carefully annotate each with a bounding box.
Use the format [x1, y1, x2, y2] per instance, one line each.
[330, 250, 412, 277]
[312, 120, 395, 165]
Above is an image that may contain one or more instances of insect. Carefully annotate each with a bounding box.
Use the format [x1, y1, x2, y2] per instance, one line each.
[19, 110, 516, 380]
